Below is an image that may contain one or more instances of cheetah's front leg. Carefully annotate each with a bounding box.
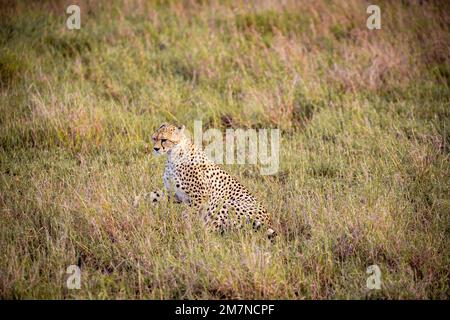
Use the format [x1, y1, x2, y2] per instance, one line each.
[162, 167, 183, 204]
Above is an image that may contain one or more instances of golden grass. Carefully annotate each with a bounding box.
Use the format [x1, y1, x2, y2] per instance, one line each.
[0, 0, 449, 299]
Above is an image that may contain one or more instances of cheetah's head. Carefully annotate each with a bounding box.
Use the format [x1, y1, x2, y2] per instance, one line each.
[151, 123, 186, 155]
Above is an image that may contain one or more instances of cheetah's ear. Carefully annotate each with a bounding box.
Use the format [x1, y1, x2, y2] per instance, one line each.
[177, 125, 185, 133]
[158, 123, 168, 130]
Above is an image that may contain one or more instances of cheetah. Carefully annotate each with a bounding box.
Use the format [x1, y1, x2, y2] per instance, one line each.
[149, 123, 276, 239]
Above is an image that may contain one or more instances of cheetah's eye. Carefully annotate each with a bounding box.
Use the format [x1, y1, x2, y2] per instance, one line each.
[161, 139, 167, 143]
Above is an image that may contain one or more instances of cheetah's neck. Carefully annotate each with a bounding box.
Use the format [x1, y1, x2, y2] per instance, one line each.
[168, 137, 212, 165]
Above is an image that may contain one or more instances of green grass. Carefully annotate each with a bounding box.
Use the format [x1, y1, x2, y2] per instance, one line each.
[0, 0, 449, 299]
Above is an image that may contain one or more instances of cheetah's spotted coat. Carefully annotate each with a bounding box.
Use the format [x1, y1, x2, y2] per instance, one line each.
[150, 123, 276, 239]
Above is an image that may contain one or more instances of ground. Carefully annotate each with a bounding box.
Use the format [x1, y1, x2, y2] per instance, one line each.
[0, 0, 449, 299]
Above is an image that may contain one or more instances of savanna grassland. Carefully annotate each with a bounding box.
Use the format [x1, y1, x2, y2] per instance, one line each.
[0, 0, 449, 299]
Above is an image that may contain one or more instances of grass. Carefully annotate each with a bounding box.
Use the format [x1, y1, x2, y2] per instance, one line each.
[0, 0, 449, 299]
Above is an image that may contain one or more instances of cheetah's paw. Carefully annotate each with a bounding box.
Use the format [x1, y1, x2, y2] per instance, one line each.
[149, 190, 164, 205]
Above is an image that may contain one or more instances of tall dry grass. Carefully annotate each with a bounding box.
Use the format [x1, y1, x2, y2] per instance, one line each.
[0, 0, 449, 299]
